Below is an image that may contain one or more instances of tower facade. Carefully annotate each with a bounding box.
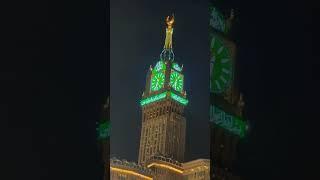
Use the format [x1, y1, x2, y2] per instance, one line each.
[97, 97, 110, 180]
[209, 4, 248, 179]
[138, 15, 188, 166]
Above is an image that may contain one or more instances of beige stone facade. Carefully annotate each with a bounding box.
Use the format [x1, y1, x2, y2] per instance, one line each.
[146, 155, 184, 180]
[109, 157, 210, 180]
[183, 159, 210, 180]
[138, 99, 186, 165]
[110, 158, 153, 180]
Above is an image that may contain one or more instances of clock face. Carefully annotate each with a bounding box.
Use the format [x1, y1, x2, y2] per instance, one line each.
[209, 6, 226, 33]
[98, 121, 110, 139]
[210, 35, 233, 94]
[151, 72, 165, 91]
[170, 70, 183, 92]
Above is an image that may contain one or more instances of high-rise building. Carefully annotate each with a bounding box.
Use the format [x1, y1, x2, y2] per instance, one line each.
[110, 15, 209, 180]
[138, 15, 188, 166]
[209, 4, 248, 179]
[98, 97, 111, 180]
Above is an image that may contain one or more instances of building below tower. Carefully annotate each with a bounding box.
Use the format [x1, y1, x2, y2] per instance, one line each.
[146, 155, 184, 180]
[110, 157, 154, 180]
[110, 156, 210, 180]
[182, 159, 210, 180]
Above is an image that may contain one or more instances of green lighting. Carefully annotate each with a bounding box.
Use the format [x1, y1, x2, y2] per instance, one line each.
[172, 63, 182, 72]
[151, 72, 165, 91]
[210, 105, 247, 138]
[140, 91, 188, 106]
[210, 35, 233, 94]
[98, 121, 110, 139]
[151, 60, 166, 92]
[140, 92, 167, 106]
[209, 6, 228, 33]
[170, 92, 188, 105]
[170, 70, 184, 92]
[155, 60, 165, 71]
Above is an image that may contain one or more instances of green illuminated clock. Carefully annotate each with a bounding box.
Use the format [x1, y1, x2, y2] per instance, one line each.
[151, 72, 165, 91]
[210, 35, 233, 94]
[97, 121, 110, 139]
[170, 70, 183, 92]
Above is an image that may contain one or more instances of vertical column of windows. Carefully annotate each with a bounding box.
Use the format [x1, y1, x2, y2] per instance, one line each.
[156, 122, 159, 155]
[146, 124, 149, 161]
[144, 124, 147, 161]
[159, 120, 162, 153]
[154, 124, 156, 155]
[158, 122, 161, 153]
[140, 126, 144, 162]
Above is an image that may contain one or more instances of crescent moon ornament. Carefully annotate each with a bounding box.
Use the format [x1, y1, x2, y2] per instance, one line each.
[166, 14, 174, 28]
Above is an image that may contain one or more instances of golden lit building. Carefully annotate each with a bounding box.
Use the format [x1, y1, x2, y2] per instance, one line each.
[110, 157, 210, 180]
[110, 15, 210, 180]
[138, 14, 187, 166]
[182, 159, 210, 180]
[146, 155, 184, 180]
[110, 157, 153, 180]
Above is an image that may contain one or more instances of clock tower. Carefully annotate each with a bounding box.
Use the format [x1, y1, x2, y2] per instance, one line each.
[97, 97, 110, 180]
[138, 15, 188, 166]
[209, 5, 248, 179]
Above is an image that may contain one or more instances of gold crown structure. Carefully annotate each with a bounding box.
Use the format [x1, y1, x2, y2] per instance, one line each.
[161, 14, 175, 61]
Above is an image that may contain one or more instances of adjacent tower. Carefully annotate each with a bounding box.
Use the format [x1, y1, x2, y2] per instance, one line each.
[209, 5, 248, 180]
[97, 97, 110, 180]
[138, 15, 188, 166]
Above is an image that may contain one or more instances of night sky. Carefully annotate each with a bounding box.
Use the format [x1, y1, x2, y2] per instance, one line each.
[2, 0, 316, 179]
[110, 0, 315, 179]
[3, 0, 108, 179]
[110, 0, 210, 162]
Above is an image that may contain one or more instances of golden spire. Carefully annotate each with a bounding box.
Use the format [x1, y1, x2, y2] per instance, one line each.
[164, 14, 174, 49]
[166, 14, 175, 28]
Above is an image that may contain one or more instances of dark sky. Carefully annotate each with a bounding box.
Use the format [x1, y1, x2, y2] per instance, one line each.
[3, 0, 108, 179]
[111, 0, 315, 179]
[110, 0, 210, 162]
[2, 0, 316, 180]
[218, 0, 315, 179]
